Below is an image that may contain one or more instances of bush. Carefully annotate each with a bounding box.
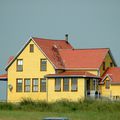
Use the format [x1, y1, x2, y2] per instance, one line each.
[0, 102, 15, 110]
[0, 98, 120, 112]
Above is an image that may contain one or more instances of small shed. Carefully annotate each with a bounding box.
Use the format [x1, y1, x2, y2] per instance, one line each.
[0, 74, 7, 101]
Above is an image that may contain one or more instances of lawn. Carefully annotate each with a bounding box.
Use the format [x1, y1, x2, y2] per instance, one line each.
[0, 110, 120, 120]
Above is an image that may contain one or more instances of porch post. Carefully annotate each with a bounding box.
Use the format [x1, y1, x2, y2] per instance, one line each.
[95, 79, 96, 91]
[98, 79, 100, 98]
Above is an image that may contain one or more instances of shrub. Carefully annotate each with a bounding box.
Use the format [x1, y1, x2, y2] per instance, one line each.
[0, 98, 120, 112]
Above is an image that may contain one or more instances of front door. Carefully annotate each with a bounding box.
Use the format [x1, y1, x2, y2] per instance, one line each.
[86, 78, 90, 96]
[87, 79, 90, 90]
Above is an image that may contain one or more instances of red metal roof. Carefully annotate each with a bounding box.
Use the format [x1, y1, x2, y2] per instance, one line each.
[0, 74, 7, 79]
[33, 37, 73, 69]
[7, 56, 14, 65]
[59, 48, 109, 69]
[101, 67, 120, 84]
[46, 71, 99, 78]
[6, 37, 110, 70]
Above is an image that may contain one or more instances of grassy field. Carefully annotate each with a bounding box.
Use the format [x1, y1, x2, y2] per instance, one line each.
[0, 110, 120, 120]
[0, 99, 120, 120]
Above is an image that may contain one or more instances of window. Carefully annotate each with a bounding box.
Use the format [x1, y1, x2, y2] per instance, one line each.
[106, 80, 110, 89]
[103, 62, 105, 70]
[55, 78, 61, 91]
[40, 59, 47, 71]
[63, 78, 69, 91]
[24, 79, 30, 92]
[32, 78, 38, 92]
[71, 78, 78, 91]
[40, 79, 46, 92]
[110, 62, 113, 67]
[17, 59, 23, 71]
[30, 44, 34, 52]
[16, 79, 23, 92]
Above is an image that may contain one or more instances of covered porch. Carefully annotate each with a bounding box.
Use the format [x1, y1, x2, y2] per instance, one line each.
[85, 78, 100, 98]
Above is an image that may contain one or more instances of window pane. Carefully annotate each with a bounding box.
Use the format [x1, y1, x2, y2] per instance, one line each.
[63, 78, 69, 91]
[71, 78, 77, 91]
[25, 79, 30, 85]
[18, 79, 22, 83]
[55, 78, 61, 91]
[40, 59, 47, 71]
[33, 86, 38, 92]
[33, 79, 38, 85]
[17, 65, 23, 71]
[40, 79, 46, 92]
[18, 60, 23, 65]
[25, 86, 30, 92]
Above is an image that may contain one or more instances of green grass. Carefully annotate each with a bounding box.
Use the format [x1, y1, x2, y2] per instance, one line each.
[0, 99, 120, 120]
[0, 110, 120, 120]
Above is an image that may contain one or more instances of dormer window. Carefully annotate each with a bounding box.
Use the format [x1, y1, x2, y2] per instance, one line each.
[17, 59, 23, 71]
[30, 44, 34, 52]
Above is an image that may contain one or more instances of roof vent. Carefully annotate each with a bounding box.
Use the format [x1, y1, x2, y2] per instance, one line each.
[52, 44, 58, 51]
[53, 44, 57, 49]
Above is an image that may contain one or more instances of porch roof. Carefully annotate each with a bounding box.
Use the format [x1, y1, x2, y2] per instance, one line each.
[46, 71, 100, 78]
[0, 74, 7, 79]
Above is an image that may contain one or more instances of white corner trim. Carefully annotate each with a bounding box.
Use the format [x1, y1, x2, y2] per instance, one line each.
[102, 74, 112, 83]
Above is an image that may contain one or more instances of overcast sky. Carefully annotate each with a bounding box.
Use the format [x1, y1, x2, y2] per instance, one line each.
[0, 0, 120, 74]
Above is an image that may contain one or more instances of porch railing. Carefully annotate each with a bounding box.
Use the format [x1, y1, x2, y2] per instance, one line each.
[86, 90, 100, 98]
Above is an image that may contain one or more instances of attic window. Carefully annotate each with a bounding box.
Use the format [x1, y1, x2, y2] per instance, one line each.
[103, 62, 106, 71]
[110, 62, 113, 67]
[106, 80, 110, 89]
[40, 59, 47, 71]
[30, 44, 34, 52]
[17, 59, 23, 71]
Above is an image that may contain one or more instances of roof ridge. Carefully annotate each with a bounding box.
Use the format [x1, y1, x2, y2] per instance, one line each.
[58, 48, 109, 51]
[32, 37, 66, 41]
[73, 48, 110, 50]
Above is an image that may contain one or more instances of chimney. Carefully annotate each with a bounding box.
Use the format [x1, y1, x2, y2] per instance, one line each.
[65, 34, 68, 42]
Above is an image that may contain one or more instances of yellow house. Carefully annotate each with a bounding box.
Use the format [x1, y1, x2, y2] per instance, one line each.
[0, 35, 119, 102]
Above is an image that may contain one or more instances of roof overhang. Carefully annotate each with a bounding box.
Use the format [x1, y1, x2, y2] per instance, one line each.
[45, 74, 100, 79]
[100, 74, 113, 85]
[56, 68, 99, 70]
